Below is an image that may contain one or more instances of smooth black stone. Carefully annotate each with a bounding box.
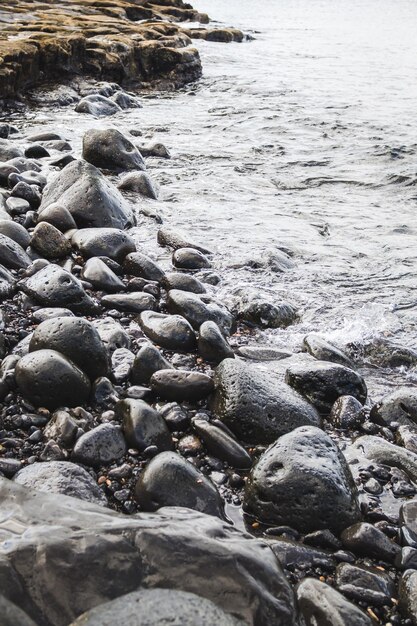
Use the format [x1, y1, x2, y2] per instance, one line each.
[341, 522, 400, 564]
[231, 289, 297, 329]
[335, 562, 395, 606]
[83, 128, 145, 173]
[159, 402, 190, 431]
[43, 410, 79, 446]
[166, 289, 234, 335]
[303, 529, 342, 551]
[116, 398, 173, 452]
[93, 317, 130, 352]
[25, 144, 50, 158]
[123, 252, 165, 282]
[10, 181, 41, 208]
[198, 320, 234, 364]
[130, 343, 173, 385]
[101, 292, 157, 313]
[75, 94, 122, 116]
[150, 369, 214, 402]
[172, 247, 211, 270]
[118, 172, 158, 198]
[72, 228, 136, 261]
[81, 257, 125, 293]
[139, 310, 196, 352]
[269, 538, 335, 571]
[193, 418, 252, 469]
[0, 219, 30, 248]
[37, 203, 77, 232]
[0, 233, 31, 269]
[72, 423, 126, 467]
[0, 457, 21, 477]
[6, 196, 31, 214]
[162, 271, 207, 294]
[157, 227, 212, 254]
[329, 395, 364, 429]
[236, 346, 293, 361]
[30, 221, 72, 259]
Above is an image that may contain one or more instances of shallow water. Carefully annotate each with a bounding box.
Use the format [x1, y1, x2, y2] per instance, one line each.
[8, 0, 417, 399]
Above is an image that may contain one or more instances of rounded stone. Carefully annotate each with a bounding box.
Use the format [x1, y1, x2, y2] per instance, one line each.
[150, 369, 214, 402]
[123, 252, 165, 282]
[371, 388, 417, 428]
[71, 228, 136, 261]
[82, 128, 145, 173]
[37, 203, 77, 232]
[139, 311, 196, 352]
[130, 343, 173, 385]
[329, 395, 364, 429]
[172, 247, 211, 270]
[101, 292, 157, 313]
[116, 398, 173, 452]
[198, 320, 234, 364]
[0, 233, 31, 269]
[81, 257, 125, 293]
[167, 289, 234, 335]
[193, 418, 252, 469]
[162, 272, 207, 294]
[303, 333, 355, 369]
[0, 219, 30, 248]
[72, 423, 126, 467]
[118, 171, 158, 198]
[30, 221, 72, 259]
[75, 94, 121, 117]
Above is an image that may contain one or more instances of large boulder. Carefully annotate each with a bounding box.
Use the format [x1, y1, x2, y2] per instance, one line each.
[38, 160, 134, 229]
[244, 426, 361, 533]
[212, 359, 321, 444]
[82, 129, 145, 173]
[0, 478, 296, 626]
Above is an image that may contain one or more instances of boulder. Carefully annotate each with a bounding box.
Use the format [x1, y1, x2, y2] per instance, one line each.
[75, 94, 121, 116]
[71, 228, 136, 261]
[82, 128, 145, 173]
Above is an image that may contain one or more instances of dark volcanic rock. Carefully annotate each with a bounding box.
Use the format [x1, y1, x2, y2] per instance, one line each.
[340, 522, 400, 564]
[0, 596, 37, 626]
[15, 349, 91, 410]
[124, 252, 165, 282]
[399, 570, 417, 625]
[130, 343, 173, 385]
[349, 435, 417, 484]
[76, 94, 122, 116]
[14, 461, 107, 506]
[335, 562, 395, 606]
[116, 398, 173, 452]
[167, 289, 234, 335]
[39, 160, 134, 229]
[29, 316, 110, 381]
[135, 451, 224, 518]
[193, 418, 252, 469]
[43, 409, 78, 447]
[0, 233, 31, 269]
[371, 388, 417, 428]
[303, 333, 355, 369]
[83, 128, 145, 173]
[0, 478, 296, 626]
[329, 395, 364, 429]
[30, 221, 71, 259]
[172, 247, 211, 270]
[72, 423, 126, 467]
[81, 257, 125, 293]
[244, 426, 361, 533]
[230, 288, 297, 329]
[37, 203, 77, 232]
[139, 310, 196, 351]
[285, 360, 367, 414]
[162, 271, 206, 294]
[150, 369, 214, 402]
[118, 171, 158, 198]
[212, 359, 321, 444]
[157, 227, 212, 254]
[198, 320, 234, 363]
[93, 317, 130, 352]
[101, 292, 157, 313]
[72, 228, 136, 261]
[0, 219, 30, 248]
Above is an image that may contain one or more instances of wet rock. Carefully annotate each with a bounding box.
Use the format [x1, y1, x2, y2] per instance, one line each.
[81, 257, 125, 293]
[37, 202, 77, 232]
[83, 128, 145, 173]
[335, 562, 395, 606]
[20, 264, 99, 314]
[371, 388, 417, 428]
[135, 451, 224, 518]
[341, 522, 400, 563]
[9, 170, 47, 189]
[0, 139, 23, 161]
[111, 347, 135, 383]
[329, 395, 365, 429]
[157, 227, 212, 254]
[43, 410, 79, 447]
[269, 538, 335, 572]
[236, 346, 293, 361]
[69, 588, 241, 626]
[112, 92, 142, 109]
[10, 181, 41, 208]
[285, 360, 367, 414]
[25, 144, 50, 159]
[0, 233, 31, 269]
[30, 316, 110, 381]
[173, 247, 211, 270]
[15, 349, 91, 410]
[212, 359, 320, 444]
[39, 160, 133, 229]
[230, 288, 297, 329]
[397, 426, 417, 455]
[72, 228, 136, 261]
[6, 196, 31, 215]
[0, 458, 22, 478]
[30, 221, 71, 259]
[162, 271, 206, 294]
[118, 171, 157, 198]
[349, 435, 417, 484]
[14, 461, 107, 506]
[139, 311, 196, 352]
[167, 289, 234, 335]
[296, 578, 372, 626]
[244, 426, 361, 533]
[303, 333, 355, 368]
[159, 402, 190, 431]
[193, 418, 251, 469]
[101, 292, 157, 313]
[123, 252, 165, 282]
[0, 596, 37, 626]
[150, 369, 214, 402]
[72, 423, 126, 467]
[75, 94, 121, 116]
[399, 570, 417, 625]
[93, 317, 130, 352]
[32, 307, 74, 322]
[116, 398, 173, 452]
[0, 219, 30, 248]
[0, 163, 19, 186]
[198, 320, 234, 364]
[303, 529, 342, 551]
[137, 141, 171, 158]
[131, 343, 173, 386]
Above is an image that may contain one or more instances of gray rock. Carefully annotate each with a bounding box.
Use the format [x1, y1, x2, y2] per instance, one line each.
[371, 388, 417, 428]
[285, 360, 367, 414]
[138, 141, 171, 158]
[75, 94, 122, 116]
[150, 369, 214, 402]
[44, 410, 79, 446]
[167, 289, 234, 335]
[83, 129, 145, 173]
[193, 418, 252, 469]
[19, 264, 99, 314]
[112, 91, 142, 109]
[130, 343, 173, 385]
[349, 435, 417, 484]
[198, 320, 234, 363]
[172, 247, 211, 270]
[6, 196, 31, 214]
[124, 252, 165, 282]
[72, 423, 126, 467]
[30, 221, 71, 259]
[212, 359, 321, 444]
[236, 345, 293, 361]
[111, 347, 135, 382]
[72, 228, 136, 261]
[101, 292, 157, 313]
[9, 170, 47, 189]
[0, 458, 22, 477]
[10, 181, 41, 208]
[116, 399, 173, 452]
[14, 461, 107, 506]
[15, 349, 91, 410]
[118, 171, 157, 198]
[230, 288, 297, 329]
[37, 203, 77, 232]
[139, 311, 196, 352]
[93, 317, 130, 352]
[341, 522, 400, 564]
[81, 256, 125, 293]
[0, 233, 31, 269]
[135, 451, 224, 518]
[0, 595, 37, 626]
[269, 538, 336, 572]
[162, 271, 206, 294]
[401, 501, 417, 548]
[39, 160, 133, 229]
[0, 263, 15, 299]
[303, 333, 355, 369]
[329, 395, 364, 429]
[30, 316, 110, 381]
[0, 139, 23, 161]
[335, 562, 395, 606]
[32, 308, 74, 322]
[157, 227, 212, 254]
[399, 570, 417, 625]
[0, 219, 30, 248]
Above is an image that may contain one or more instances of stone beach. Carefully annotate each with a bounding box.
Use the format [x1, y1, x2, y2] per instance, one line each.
[0, 1, 417, 625]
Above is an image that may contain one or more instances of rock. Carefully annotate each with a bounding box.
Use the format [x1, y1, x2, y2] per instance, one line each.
[348, 435, 417, 484]
[329, 395, 365, 429]
[30, 316, 110, 381]
[0, 233, 31, 269]
[0, 163, 19, 186]
[10, 181, 41, 208]
[335, 562, 395, 606]
[139, 311, 196, 352]
[159, 402, 190, 431]
[37, 203, 77, 232]
[20, 264, 99, 314]
[6, 196, 31, 215]
[198, 320, 234, 364]
[244, 426, 361, 533]
[69, 588, 241, 626]
[162, 271, 206, 294]
[137, 141, 171, 158]
[167, 289, 234, 335]
[118, 171, 157, 198]
[0, 596, 37, 626]
[173, 247, 211, 270]
[123, 252, 165, 282]
[83, 129, 145, 173]
[135, 451, 224, 518]
[400, 501, 417, 548]
[0, 139, 23, 161]
[0, 219, 30, 248]
[399, 570, 417, 625]
[371, 388, 417, 428]
[43, 410, 79, 447]
[150, 369, 214, 402]
[93, 317, 130, 352]
[303, 529, 341, 551]
[296, 578, 372, 626]
[32, 307, 74, 322]
[75, 94, 122, 116]
[14, 461, 107, 506]
[25, 144, 50, 158]
[72, 423, 126, 467]
[230, 288, 297, 329]
[341, 522, 400, 563]
[15, 349, 91, 410]
[111, 347, 135, 382]
[212, 359, 321, 444]
[39, 160, 133, 229]
[116, 399, 173, 452]
[303, 333, 355, 369]
[130, 343, 173, 385]
[101, 292, 157, 313]
[72, 228, 136, 261]
[157, 227, 212, 254]
[193, 418, 252, 469]
[0, 478, 295, 626]
[269, 537, 335, 571]
[9, 170, 47, 189]
[236, 346, 293, 361]
[30, 221, 71, 259]
[285, 360, 367, 414]
[81, 257, 125, 293]
[397, 426, 417, 454]
[0, 458, 22, 477]
[112, 91, 142, 109]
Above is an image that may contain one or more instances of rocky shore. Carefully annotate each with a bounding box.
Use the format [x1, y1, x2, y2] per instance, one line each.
[1, 2, 417, 626]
